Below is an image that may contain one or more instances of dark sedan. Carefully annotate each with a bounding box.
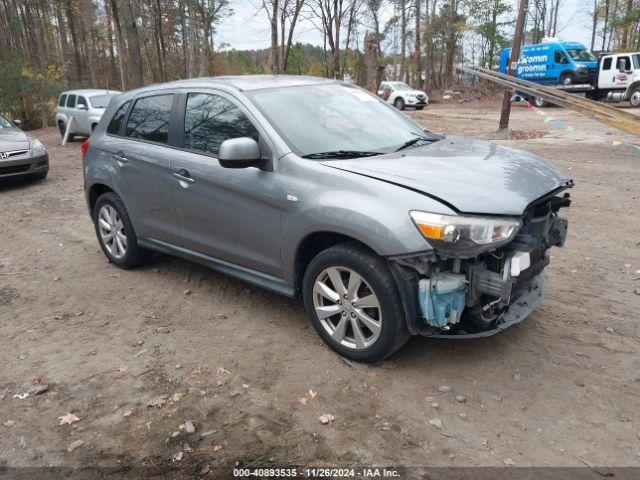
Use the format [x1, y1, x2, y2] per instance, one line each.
[0, 115, 48, 180]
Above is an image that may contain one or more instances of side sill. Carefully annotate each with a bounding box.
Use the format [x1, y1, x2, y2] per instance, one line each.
[138, 238, 295, 297]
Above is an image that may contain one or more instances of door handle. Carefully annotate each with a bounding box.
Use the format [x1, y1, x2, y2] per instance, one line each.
[113, 152, 128, 164]
[173, 169, 194, 185]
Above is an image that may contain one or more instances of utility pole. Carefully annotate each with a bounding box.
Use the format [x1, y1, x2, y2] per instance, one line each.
[499, 0, 530, 131]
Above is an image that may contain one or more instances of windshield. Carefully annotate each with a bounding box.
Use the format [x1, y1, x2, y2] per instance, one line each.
[390, 82, 411, 91]
[247, 84, 429, 157]
[566, 49, 596, 62]
[0, 115, 14, 128]
[89, 94, 115, 108]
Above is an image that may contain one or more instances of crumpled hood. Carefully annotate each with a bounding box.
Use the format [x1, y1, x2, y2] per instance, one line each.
[0, 128, 30, 152]
[322, 136, 572, 216]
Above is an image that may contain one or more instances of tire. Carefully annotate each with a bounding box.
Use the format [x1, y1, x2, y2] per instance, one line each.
[302, 242, 409, 363]
[560, 72, 575, 86]
[532, 96, 547, 108]
[394, 97, 405, 110]
[30, 170, 48, 181]
[629, 87, 640, 107]
[93, 192, 144, 269]
[58, 121, 75, 142]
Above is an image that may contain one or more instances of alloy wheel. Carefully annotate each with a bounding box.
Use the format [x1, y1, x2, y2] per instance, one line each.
[312, 266, 382, 350]
[98, 204, 127, 259]
[630, 90, 640, 107]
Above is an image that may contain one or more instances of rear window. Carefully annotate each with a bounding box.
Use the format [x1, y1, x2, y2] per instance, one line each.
[58, 94, 67, 107]
[107, 101, 131, 135]
[66, 94, 76, 108]
[125, 94, 173, 144]
[89, 94, 115, 109]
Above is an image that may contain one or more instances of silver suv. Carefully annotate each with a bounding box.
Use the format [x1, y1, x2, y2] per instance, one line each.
[56, 89, 120, 141]
[83, 76, 571, 362]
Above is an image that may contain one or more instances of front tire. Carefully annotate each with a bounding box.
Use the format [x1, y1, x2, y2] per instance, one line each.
[560, 72, 575, 86]
[394, 97, 405, 110]
[93, 192, 144, 269]
[302, 243, 409, 363]
[532, 96, 547, 108]
[629, 87, 640, 107]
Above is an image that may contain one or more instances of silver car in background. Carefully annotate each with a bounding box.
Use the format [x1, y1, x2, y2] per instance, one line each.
[55, 89, 120, 141]
[0, 114, 48, 181]
[82, 76, 571, 362]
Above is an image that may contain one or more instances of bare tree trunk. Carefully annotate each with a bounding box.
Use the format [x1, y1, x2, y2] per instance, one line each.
[109, 0, 128, 90]
[413, 0, 421, 88]
[399, 0, 406, 82]
[590, 0, 598, 50]
[121, 0, 144, 87]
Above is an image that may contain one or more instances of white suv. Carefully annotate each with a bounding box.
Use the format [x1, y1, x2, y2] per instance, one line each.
[55, 89, 120, 141]
[378, 81, 429, 110]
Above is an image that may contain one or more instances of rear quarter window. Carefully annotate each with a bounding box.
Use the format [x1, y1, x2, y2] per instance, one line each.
[58, 94, 67, 107]
[67, 94, 77, 108]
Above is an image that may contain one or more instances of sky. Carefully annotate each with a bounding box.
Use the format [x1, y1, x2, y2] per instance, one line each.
[216, 0, 596, 53]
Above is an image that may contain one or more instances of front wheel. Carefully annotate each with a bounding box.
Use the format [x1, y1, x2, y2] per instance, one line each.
[560, 72, 575, 86]
[394, 97, 405, 110]
[532, 96, 547, 108]
[629, 87, 640, 107]
[93, 192, 144, 269]
[302, 243, 409, 363]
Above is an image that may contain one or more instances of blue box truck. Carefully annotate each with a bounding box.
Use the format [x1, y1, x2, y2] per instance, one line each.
[500, 41, 598, 86]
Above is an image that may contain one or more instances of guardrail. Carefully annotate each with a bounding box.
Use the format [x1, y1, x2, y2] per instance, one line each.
[456, 65, 640, 136]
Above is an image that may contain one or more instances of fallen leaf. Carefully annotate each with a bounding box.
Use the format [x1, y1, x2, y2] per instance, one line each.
[147, 395, 169, 408]
[173, 451, 184, 461]
[172, 392, 185, 402]
[59, 413, 80, 426]
[428, 418, 443, 430]
[308, 389, 317, 399]
[503, 458, 515, 466]
[319, 413, 335, 425]
[213, 445, 223, 452]
[199, 464, 210, 476]
[116, 367, 128, 374]
[217, 367, 231, 375]
[189, 367, 202, 377]
[67, 440, 84, 453]
[3, 420, 15, 427]
[122, 410, 133, 417]
[298, 396, 308, 405]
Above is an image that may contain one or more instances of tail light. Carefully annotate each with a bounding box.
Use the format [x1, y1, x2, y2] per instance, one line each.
[81, 140, 90, 160]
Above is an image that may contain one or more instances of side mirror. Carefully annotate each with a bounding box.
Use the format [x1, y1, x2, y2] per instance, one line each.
[218, 137, 262, 169]
[13, 119, 21, 127]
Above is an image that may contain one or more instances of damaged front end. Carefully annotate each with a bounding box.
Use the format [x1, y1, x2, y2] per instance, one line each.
[389, 191, 571, 338]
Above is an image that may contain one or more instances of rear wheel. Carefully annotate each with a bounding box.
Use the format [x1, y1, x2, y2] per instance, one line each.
[93, 192, 144, 269]
[394, 97, 405, 110]
[302, 243, 409, 363]
[58, 121, 75, 142]
[532, 96, 547, 108]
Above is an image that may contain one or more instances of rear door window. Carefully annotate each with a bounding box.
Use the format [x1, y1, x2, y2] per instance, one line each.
[125, 94, 174, 144]
[183, 93, 259, 155]
[66, 94, 77, 108]
[58, 94, 67, 107]
[107, 101, 131, 136]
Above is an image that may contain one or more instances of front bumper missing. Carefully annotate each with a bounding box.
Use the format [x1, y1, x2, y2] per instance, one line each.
[426, 274, 546, 338]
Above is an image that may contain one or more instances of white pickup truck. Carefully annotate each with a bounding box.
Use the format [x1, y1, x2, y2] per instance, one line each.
[529, 52, 640, 107]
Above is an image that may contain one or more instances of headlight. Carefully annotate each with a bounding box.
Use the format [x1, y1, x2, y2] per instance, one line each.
[31, 139, 45, 154]
[410, 211, 522, 257]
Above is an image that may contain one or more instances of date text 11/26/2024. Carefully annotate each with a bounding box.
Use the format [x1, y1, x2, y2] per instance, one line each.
[232, 468, 401, 477]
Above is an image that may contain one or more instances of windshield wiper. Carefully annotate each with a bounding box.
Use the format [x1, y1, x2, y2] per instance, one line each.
[302, 150, 384, 160]
[395, 132, 444, 152]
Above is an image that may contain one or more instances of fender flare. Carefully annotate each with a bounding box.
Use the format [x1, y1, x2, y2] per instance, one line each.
[625, 81, 640, 98]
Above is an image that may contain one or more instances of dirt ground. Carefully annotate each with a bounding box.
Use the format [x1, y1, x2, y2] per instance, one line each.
[1, 100, 640, 479]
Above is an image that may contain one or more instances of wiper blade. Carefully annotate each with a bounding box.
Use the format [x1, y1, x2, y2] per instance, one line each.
[302, 150, 384, 159]
[394, 132, 443, 152]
